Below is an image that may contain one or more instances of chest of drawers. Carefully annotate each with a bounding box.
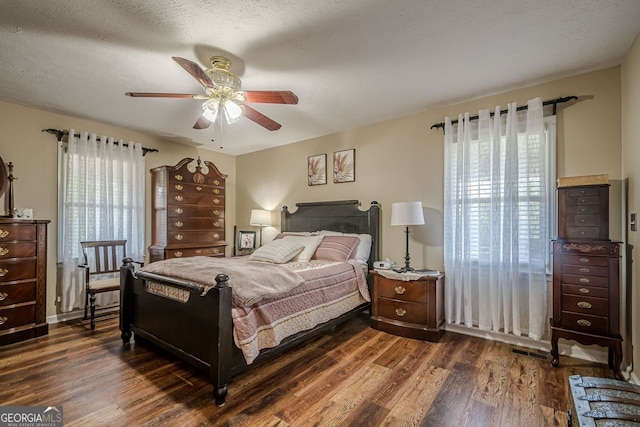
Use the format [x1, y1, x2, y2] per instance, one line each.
[370, 270, 444, 341]
[0, 219, 49, 345]
[550, 181, 622, 380]
[149, 157, 227, 263]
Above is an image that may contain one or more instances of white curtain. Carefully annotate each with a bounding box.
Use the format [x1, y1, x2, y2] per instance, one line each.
[59, 129, 145, 313]
[443, 98, 548, 340]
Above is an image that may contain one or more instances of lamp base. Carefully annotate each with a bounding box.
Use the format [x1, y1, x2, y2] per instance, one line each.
[393, 266, 416, 273]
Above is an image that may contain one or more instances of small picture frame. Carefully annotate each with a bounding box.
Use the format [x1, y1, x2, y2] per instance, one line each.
[238, 231, 256, 250]
[308, 154, 327, 186]
[333, 149, 355, 183]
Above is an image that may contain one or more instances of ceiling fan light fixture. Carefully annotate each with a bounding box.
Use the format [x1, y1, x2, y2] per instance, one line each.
[202, 98, 219, 122]
[223, 100, 242, 123]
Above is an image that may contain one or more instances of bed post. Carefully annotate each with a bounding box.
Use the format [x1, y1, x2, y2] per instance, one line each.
[119, 257, 135, 344]
[210, 273, 233, 406]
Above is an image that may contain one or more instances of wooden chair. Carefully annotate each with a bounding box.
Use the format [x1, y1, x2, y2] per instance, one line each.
[80, 240, 127, 330]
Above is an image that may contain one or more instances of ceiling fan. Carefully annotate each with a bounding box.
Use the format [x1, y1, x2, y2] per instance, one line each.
[125, 56, 298, 131]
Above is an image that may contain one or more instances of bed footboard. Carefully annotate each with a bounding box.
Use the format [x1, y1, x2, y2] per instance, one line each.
[119, 258, 233, 406]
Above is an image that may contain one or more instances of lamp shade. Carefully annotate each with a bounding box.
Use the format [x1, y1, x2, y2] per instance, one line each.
[250, 209, 272, 227]
[390, 201, 425, 226]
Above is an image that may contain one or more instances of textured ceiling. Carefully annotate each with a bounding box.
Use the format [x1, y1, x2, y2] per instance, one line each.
[1, 1, 639, 155]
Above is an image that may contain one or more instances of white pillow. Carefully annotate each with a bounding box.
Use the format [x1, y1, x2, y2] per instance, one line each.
[283, 235, 324, 262]
[249, 239, 304, 264]
[317, 230, 372, 264]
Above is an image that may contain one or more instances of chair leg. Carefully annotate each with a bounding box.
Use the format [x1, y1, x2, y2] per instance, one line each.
[90, 293, 96, 330]
[84, 288, 89, 320]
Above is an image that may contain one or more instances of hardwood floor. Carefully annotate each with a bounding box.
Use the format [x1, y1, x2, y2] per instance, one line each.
[0, 313, 612, 426]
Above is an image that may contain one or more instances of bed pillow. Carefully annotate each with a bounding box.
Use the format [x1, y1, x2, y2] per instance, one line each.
[312, 235, 359, 262]
[249, 239, 304, 264]
[282, 235, 324, 262]
[317, 230, 372, 264]
[273, 232, 315, 240]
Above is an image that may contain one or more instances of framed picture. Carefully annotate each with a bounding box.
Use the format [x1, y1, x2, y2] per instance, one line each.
[333, 149, 355, 183]
[308, 154, 327, 186]
[238, 231, 256, 250]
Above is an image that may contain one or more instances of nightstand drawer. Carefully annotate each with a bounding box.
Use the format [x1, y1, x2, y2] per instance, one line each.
[376, 276, 427, 302]
[378, 298, 427, 324]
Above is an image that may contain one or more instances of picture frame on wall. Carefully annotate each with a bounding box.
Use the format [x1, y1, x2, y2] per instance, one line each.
[333, 149, 355, 183]
[308, 154, 327, 186]
[238, 231, 256, 250]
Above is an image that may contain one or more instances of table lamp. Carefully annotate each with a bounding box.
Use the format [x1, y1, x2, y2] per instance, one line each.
[391, 201, 425, 272]
[250, 209, 272, 247]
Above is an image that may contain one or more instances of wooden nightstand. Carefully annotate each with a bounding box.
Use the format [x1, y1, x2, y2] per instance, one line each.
[370, 270, 445, 342]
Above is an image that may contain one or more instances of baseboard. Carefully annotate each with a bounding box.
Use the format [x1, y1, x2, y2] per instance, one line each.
[445, 323, 609, 366]
[47, 306, 119, 325]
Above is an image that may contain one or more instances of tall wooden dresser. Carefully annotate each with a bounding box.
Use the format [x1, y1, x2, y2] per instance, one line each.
[550, 180, 623, 379]
[0, 219, 49, 345]
[149, 157, 228, 263]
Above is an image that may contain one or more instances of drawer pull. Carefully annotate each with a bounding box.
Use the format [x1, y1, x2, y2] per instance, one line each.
[174, 174, 183, 181]
[174, 251, 183, 257]
[579, 207, 587, 213]
[580, 189, 586, 194]
[577, 319, 591, 327]
[213, 180, 220, 185]
[213, 222, 220, 227]
[0, 292, 7, 301]
[174, 184, 183, 191]
[577, 301, 592, 309]
[0, 247, 8, 256]
[0, 230, 8, 238]
[175, 221, 183, 228]
[579, 288, 590, 294]
[579, 257, 590, 263]
[196, 186, 202, 191]
[175, 208, 183, 214]
[579, 219, 586, 223]
[213, 233, 220, 239]
[175, 234, 184, 241]
[213, 248, 220, 253]
[0, 269, 7, 277]
[213, 210, 220, 216]
[395, 308, 406, 317]
[579, 231, 586, 235]
[579, 198, 587, 203]
[175, 195, 184, 202]
[213, 198, 220, 204]
[213, 188, 220, 194]
[394, 286, 406, 295]
[0, 316, 7, 325]
[195, 249, 202, 254]
[579, 278, 590, 284]
[579, 267, 590, 273]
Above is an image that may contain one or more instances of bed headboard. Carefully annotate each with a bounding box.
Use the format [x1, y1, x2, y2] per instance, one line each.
[281, 200, 380, 270]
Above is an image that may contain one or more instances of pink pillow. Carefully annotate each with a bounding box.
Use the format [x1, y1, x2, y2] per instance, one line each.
[312, 236, 359, 262]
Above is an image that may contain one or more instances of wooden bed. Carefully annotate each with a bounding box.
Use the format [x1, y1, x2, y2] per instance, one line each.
[119, 200, 380, 406]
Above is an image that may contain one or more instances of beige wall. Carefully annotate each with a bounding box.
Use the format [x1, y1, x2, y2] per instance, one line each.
[237, 67, 623, 273]
[622, 33, 640, 381]
[0, 101, 237, 317]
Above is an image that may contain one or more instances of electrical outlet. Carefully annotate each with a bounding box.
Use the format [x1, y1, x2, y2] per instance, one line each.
[631, 213, 637, 232]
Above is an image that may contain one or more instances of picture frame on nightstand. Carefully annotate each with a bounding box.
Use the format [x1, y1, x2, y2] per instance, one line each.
[238, 230, 256, 251]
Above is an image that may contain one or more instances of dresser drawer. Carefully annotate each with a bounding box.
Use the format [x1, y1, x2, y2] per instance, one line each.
[167, 217, 224, 232]
[562, 264, 608, 277]
[0, 259, 37, 282]
[0, 304, 36, 331]
[562, 294, 608, 317]
[561, 274, 608, 288]
[565, 205, 603, 215]
[376, 276, 427, 303]
[561, 311, 608, 335]
[565, 226, 603, 239]
[0, 282, 36, 306]
[167, 230, 224, 245]
[562, 283, 608, 299]
[168, 192, 225, 207]
[0, 224, 36, 242]
[562, 254, 609, 267]
[378, 298, 427, 324]
[168, 172, 224, 188]
[565, 214, 602, 227]
[170, 182, 224, 196]
[564, 187, 604, 198]
[166, 246, 225, 259]
[0, 242, 37, 259]
[168, 205, 224, 218]
[565, 195, 603, 206]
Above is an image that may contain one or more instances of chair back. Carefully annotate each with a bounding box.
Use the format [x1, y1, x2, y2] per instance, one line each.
[80, 240, 127, 279]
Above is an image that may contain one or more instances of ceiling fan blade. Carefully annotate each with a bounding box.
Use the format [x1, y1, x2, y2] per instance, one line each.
[242, 105, 282, 131]
[172, 57, 216, 89]
[125, 92, 205, 99]
[193, 114, 212, 130]
[240, 91, 298, 104]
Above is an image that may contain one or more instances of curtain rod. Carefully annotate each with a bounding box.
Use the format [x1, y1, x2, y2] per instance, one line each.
[429, 95, 578, 131]
[41, 128, 159, 155]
